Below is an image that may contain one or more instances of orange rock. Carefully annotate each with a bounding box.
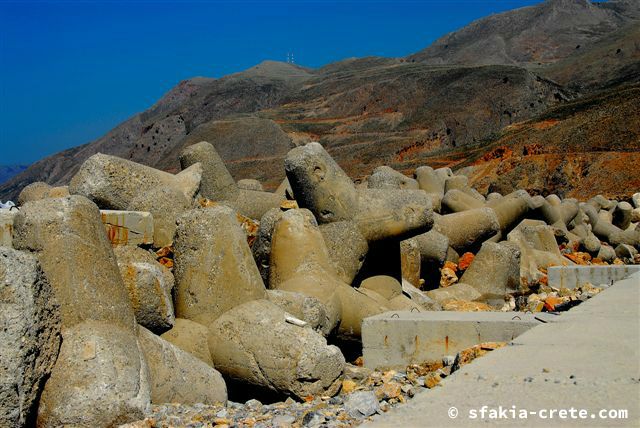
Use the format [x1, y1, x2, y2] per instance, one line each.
[424, 374, 441, 389]
[341, 379, 357, 394]
[375, 381, 402, 400]
[280, 200, 299, 210]
[439, 265, 458, 288]
[353, 356, 364, 367]
[544, 296, 564, 311]
[443, 261, 458, 272]
[458, 252, 475, 271]
[564, 252, 591, 265]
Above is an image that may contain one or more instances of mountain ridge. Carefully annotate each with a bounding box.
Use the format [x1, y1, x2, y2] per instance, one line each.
[1, 0, 638, 201]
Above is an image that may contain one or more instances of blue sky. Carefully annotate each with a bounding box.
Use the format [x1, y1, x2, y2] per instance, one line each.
[0, 0, 542, 165]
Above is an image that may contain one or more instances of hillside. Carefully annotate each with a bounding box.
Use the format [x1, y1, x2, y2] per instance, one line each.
[409, 0, 639, 66]
[1, 0, 639, 201]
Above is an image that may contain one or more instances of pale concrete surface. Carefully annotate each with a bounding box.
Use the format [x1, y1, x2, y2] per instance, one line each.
[548, 265, 640, 290]
[100, 210, 154, 246]
[0, 208, 16, 247]
[366, 272, 640, 427]
[362, 312, 540, 370]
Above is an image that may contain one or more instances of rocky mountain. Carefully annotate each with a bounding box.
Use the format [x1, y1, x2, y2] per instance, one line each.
[1, 0, 638, 201]
[409, 0, 640, 66]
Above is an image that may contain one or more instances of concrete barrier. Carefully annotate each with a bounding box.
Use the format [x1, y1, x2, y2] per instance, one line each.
[0, 208, 16, 247]
[548, 265, 640, 289]
[362, 311, 540, 369]
[100, 210, 154, 246]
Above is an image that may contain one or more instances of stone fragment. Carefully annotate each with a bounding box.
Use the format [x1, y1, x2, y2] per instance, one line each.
[100, 210, 154, 246]
[208, 299, 345, 400]
[0, 248, 61, 427]
[459, 241, 521, 303]
[114, 246, 175, 333]
[439, 264, 458, 288]
[13, 196, 136, 330]
[69, 153, 201, 210]
[138, 326, 227, 405]
[36, 321, 150, 428]
[237, 179, 264, 192]
[173, 206, 266, 325]
[160, 318, 213, 367]
[344, 391, 380, 418]
[368, 166, 419, 190]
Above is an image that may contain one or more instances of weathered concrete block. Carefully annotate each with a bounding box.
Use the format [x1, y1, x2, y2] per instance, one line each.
[114, 246, 175, 334]
[100, 210, 154, 246]
[37, 321, 151, 427]
[362, 311, 539, 369]
[69, 153, 201, 211]
[13, 196, 136, 330]
[285, 142, 358, 224]
[0, 248, 61, 427]
[208, 299, 345, 400]
[442, 189, 484, 213]
[459, 241, 521, 302]
[547, 265, 640, 289]
[17, 181, 52, 205]
[138, 326, 227, 405]
[173, 206, 266, 325]
[180, 141, 239, 201]
[355, 188, 434, 242]
[434, 208, 500, 253]
[0, 208, 16, 247]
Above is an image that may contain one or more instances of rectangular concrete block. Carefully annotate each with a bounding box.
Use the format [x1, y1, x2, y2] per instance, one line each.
[100, 210, 154, 246]
[548, 265, 640, 290]
[0, 208, 16, 247]
[362, 311, 540, 369]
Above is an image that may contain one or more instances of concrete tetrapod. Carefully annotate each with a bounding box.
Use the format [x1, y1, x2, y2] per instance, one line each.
[173, 206, 267, 326]
[367, 166, 419, 190]
[269, 209, 388, 338]
[69, 153, 202, 211]
[208, 299, 345, 400]
[173, 205, 345, 399]
[180, 141, 282, 219]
